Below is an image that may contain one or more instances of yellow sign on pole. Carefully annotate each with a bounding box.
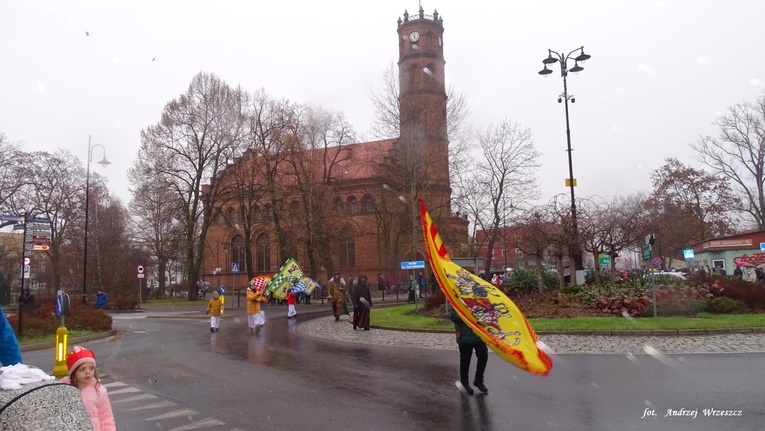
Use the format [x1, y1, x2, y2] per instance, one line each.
[565, 178, 578, 187]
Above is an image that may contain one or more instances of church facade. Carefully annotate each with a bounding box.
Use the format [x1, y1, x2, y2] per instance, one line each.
[202, 7, 468, 288]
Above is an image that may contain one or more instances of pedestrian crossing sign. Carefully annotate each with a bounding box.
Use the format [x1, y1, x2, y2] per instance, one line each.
[683, 249, 695, 260]
[231, 263, 239, 274]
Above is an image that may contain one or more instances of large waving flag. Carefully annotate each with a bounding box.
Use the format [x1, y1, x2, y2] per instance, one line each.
[266, 258, 303, 300]
[420, 199, 552, 376]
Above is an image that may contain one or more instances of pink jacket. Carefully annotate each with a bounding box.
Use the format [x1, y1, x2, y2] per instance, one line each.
[61, 376, 116, 431]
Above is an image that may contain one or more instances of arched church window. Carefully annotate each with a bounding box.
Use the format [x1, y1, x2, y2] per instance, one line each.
[339, 227, 355, 269]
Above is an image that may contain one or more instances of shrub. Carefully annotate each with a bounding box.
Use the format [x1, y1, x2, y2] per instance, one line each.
[423, 290, 446, 310]
[651, 300, 708, 317]
[9, 300, 112, 338]
[504, 268, 539, 293]
[713, 279, 765, 311]
[108, 296, 140, 310]
[705, 296, 747, 314]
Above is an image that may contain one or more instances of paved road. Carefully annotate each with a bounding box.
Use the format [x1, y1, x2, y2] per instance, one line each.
[20, 304, 765, 430]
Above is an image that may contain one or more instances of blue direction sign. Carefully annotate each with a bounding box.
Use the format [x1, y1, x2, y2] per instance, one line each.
[400, 261, 425, 270]
[231, 262, 239, 274]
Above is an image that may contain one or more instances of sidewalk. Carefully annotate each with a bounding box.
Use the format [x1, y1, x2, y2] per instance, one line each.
[296, 314, 765, 355]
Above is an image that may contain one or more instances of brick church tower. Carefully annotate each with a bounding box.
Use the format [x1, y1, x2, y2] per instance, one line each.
[396, 7, 449, 188]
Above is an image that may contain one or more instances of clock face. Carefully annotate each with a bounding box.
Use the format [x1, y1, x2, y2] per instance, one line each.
[409, 31, 420, 43]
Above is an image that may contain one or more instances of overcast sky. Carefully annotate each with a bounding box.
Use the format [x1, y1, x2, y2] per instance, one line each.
[1, 0, 764, 208]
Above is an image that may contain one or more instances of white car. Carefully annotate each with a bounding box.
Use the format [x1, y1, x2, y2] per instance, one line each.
[652, 271, 687, 280]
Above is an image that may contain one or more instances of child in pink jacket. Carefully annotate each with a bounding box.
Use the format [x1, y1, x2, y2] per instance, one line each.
[62, 346, 116, 431]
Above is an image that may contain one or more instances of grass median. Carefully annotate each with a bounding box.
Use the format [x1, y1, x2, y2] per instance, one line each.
[371, 304, 765, 332]
[18, 330, 94, 346]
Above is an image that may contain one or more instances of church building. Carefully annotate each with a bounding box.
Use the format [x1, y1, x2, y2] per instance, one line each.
[202, 7, 468, 288]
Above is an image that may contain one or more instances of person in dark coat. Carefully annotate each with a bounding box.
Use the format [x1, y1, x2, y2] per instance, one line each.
[19, 288, 35, 311]
[449, 306, 488, 395]
[351, 274, 373, 330]
[407, 275, 416, 303]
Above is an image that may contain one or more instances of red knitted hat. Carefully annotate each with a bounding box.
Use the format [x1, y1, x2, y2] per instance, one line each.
[66, 346, 96, 376]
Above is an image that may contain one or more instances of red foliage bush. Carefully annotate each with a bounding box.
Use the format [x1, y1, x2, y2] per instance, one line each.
[714, 278, 765, 311]
[9, 299, 112, 338]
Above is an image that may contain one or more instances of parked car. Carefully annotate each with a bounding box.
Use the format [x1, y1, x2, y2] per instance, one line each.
[652, 271, 687, 280]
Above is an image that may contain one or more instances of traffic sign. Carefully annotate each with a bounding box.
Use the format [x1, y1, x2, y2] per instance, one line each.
[23, 266, 30, 278]
[400, 261, 426, 270]
[231, 263, 239, 274]
[642, 245, 651, 260]
[56, 294, 70, 317]
[598, 253, 611, 266]
[683, 249, 695, 260]
[652, 256, 663, 267]
[23, 257, 30, 266]
[31, 245, 50, 251]
[137, 265, 145, 274]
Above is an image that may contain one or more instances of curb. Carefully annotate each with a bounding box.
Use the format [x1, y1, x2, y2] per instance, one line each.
[367, 323, 765, 337]
[20, 329, 119, 353]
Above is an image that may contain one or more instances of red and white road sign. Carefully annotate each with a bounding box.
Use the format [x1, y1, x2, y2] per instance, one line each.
[137, 265, 145, 274]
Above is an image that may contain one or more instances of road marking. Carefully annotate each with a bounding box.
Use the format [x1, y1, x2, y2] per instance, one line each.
[108, 387, 141, 395]
[110, 314, 147, 320]
[102, 381, 127, 388]
[127, 400, 176, 411]
[147, 408, 199, 421]
[166, 418, 226, 431]
[112, 393, 159, 404]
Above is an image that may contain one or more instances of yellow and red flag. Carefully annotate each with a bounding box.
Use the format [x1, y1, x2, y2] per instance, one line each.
[419, 199, 552, 376]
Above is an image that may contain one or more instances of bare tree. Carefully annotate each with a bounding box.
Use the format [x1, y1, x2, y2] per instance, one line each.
[0, 134, 24, 210]
[128, 173, 184, 297]
[135, 72, 248, 300]
[8, 149, 85, 294]
[284, 104, 356, 276]
[453, 120, 540, 277]
[691, 94, 765, 229]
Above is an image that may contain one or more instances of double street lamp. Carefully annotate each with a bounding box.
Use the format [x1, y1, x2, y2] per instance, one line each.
[538, 46, 591, 285]
[82, 136, 110, 303]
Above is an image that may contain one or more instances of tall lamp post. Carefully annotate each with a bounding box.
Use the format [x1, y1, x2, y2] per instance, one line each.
[82, 136, 110, 303]
[538, 46, 591, 286]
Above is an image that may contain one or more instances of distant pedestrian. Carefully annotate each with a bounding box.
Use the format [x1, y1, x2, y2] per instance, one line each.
[430, 274, 438, 295]
[206, 292, 223, 332]
[351, 274, 372, 330]
[450, 307, 488, 395]
[377, 273, 385, 292]
[733, 266, 743, 279]
[62, 346, 116, 431]
[286, 287, 297, 319]
[328, 272, 347, 321]
[0, 307, 22, 366]
[95, 289, 107, 309]
[19, 288, 35, 311]
[418, 273, 425, 298]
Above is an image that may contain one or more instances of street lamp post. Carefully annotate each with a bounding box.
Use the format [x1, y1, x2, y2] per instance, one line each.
[82, 136, 110, 303]
[538, 46, 591, 286]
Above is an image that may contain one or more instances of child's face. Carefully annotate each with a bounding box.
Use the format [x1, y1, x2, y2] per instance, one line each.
[75, 363, 96, 384]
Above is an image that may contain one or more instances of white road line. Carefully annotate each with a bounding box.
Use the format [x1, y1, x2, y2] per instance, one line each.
[102, 381, 127, 388]
[108, 387, 141, 395]
[111, 393, 159, 404]
[146, 408, 199, 421]
[127, 400, 176, 411]
[166, 418, 227, 431]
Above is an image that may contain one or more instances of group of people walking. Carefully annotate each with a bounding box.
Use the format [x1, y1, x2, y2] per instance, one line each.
[327, 272, 372, 330]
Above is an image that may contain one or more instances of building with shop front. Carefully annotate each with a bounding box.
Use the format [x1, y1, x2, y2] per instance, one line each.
[687, 230, 765, 273]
